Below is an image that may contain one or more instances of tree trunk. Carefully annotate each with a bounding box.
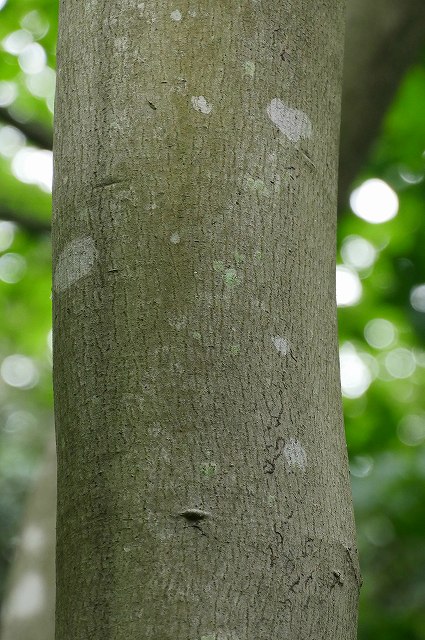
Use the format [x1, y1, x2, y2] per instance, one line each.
[53, 2, 360, 639]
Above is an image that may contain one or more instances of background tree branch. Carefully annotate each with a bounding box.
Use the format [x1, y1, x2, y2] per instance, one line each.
[339, 0, 425, 206]
[0, 107, 53, 151]
[0, 206, 51, 235]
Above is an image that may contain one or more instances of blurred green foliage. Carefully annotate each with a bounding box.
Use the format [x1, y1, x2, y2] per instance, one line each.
[1, 1, 425, 638]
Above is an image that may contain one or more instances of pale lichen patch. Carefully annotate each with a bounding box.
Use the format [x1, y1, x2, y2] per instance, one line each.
[243, 60, 255, 77]
[170, 232, 181, 244]
[170, 9, 182, 21]
[272, 335, 289, 356]
[53, 236, 97, 293]
[266, 98, 312, 142]
[191, 95, 213, 114]
[283, 438, 307, 471]
[245, 176, 270, 196]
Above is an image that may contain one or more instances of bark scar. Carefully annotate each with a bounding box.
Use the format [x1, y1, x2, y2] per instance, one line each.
[179, 508, 210, 522]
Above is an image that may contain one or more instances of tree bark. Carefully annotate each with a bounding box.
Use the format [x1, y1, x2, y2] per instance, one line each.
[53, 2, 360, 639]
[4, 0, 425, 238]
[339, 0, 425, 204]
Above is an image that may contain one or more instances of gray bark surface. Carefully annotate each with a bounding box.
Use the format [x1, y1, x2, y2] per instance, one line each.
[53, 2, 360, 639]
[339, 0, 425, 203]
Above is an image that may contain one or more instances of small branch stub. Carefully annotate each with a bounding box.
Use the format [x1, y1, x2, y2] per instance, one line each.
[179, 508, 211, 522]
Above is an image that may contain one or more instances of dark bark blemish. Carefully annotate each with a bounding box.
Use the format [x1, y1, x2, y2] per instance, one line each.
[179, 508, 210, 522]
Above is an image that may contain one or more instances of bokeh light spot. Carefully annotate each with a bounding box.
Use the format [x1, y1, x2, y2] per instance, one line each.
[336, 265, 362, 306]
[18, 42, 46, 74]
[341, 235, 377, 270]
[350, 178, 398, 224]
[0, 221, 16, 251]
[0, 81, 17, 107]
[0, 125, 26, 158]
[11, 148, 53, 192]
[350, 456, 374, 478]
[410, 284, 425, 312]
[4, 410, 37, 434]
[397, 415, 425, 446]
[1, 354, 39, 389]
[385, 348, 416, 379]
[0, 252, 26, 283]
[364, 515, 395, 547]
[339, 343, 372, 398]
[26, 67, 56, 99]
[2, 29, 33, 55]
[364, 318, 397, 349]
[20, 11, 50, 39]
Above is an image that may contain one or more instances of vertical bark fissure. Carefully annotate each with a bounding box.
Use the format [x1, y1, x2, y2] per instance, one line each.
[53, 1, 360, 638]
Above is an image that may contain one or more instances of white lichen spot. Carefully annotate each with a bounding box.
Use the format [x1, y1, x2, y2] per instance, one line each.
[245, 176, 270, 196]
[138, 2, 145, 11]
[170, 9, 182, 21]
[170, 232, 181, 244]
[188, 8, 197, 17]
[266, 98, 312, 142]
[114, 36, 130, 52]
[243, 60, 255, 78]
[272, 335, 289, 356]
[21, 525, 45, 553]
[283, 438, 307, 471]
[6, 572, 45, 619]
[53, 236, 97, 293]
[191, 95, 213, 115]
[192, 331, 201, 341]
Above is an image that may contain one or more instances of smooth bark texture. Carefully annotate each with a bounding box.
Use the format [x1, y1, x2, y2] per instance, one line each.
[339, 0, 425, 203]
[53, 2, 360, 639]
[4, 0, 425, 237]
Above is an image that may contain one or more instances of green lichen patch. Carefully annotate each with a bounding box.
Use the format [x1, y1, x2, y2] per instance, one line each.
[200, 461, 218, 477]
[223, 268, 239, 287]
[234, 251, 245, 266]
[213, 260, 225, 272]
[230, 344, 240, 356]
